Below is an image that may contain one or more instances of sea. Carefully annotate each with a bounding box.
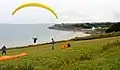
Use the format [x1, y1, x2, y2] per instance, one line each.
[0, 24, 88, 48]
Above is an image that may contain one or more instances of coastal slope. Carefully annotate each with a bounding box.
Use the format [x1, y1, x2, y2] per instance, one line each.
[0, 35, 120, 70]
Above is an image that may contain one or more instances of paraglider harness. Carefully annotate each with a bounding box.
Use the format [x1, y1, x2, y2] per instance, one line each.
[67, 43, 71, 48]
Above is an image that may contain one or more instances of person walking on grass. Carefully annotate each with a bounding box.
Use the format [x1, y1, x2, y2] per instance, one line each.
[51, 38, 55, 50]
[1, 45, 7, 55]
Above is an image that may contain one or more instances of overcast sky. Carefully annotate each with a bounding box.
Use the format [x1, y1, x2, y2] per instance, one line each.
[0, 0, 120, 24]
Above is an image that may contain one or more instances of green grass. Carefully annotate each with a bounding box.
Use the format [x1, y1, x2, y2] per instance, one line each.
[0, 36, 120, 70]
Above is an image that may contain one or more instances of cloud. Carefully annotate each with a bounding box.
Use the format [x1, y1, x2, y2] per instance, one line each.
[113, 11, 120, 21]
[0, 0, 120, 23]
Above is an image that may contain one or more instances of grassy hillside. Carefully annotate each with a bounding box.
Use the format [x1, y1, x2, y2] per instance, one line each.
[0, 36, 120, 70]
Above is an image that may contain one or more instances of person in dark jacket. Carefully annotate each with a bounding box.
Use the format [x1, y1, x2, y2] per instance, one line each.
[51, 38, 54, 50]
[32, 36, 37, 43]
[1, 45, 7, 55]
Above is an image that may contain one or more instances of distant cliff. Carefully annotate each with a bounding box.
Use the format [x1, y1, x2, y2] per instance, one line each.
[48, 22, 114, 33]
[105, 22, 120, 33]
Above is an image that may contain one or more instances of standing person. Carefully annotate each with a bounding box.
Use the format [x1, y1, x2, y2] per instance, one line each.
[1, 45, 7, 55]
[32, 36, 37, 44]
[51, 38, 54, 50]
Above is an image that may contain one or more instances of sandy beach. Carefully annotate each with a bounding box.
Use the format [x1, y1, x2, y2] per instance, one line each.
[68, 32, 91, 39]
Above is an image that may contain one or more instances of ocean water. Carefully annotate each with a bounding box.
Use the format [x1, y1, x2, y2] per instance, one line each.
[0, 24, 88, 48]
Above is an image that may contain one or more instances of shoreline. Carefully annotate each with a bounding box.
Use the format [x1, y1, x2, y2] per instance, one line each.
[48, 23, 111, 34]
[6, 32, 120, 50]
[6, 31, 90, 49]
[0, 24, 91, 49]
[1, 22, 113, 49]
[68, 32, 91, 39]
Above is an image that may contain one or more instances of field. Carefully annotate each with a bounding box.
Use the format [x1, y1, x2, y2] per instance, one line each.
[0, 36, 120, 70]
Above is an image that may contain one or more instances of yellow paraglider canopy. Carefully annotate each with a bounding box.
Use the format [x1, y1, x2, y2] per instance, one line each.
[12, 3, 58, 19]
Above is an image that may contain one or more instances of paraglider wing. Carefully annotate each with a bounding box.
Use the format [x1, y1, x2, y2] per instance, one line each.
[12, 3, 58, 19]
